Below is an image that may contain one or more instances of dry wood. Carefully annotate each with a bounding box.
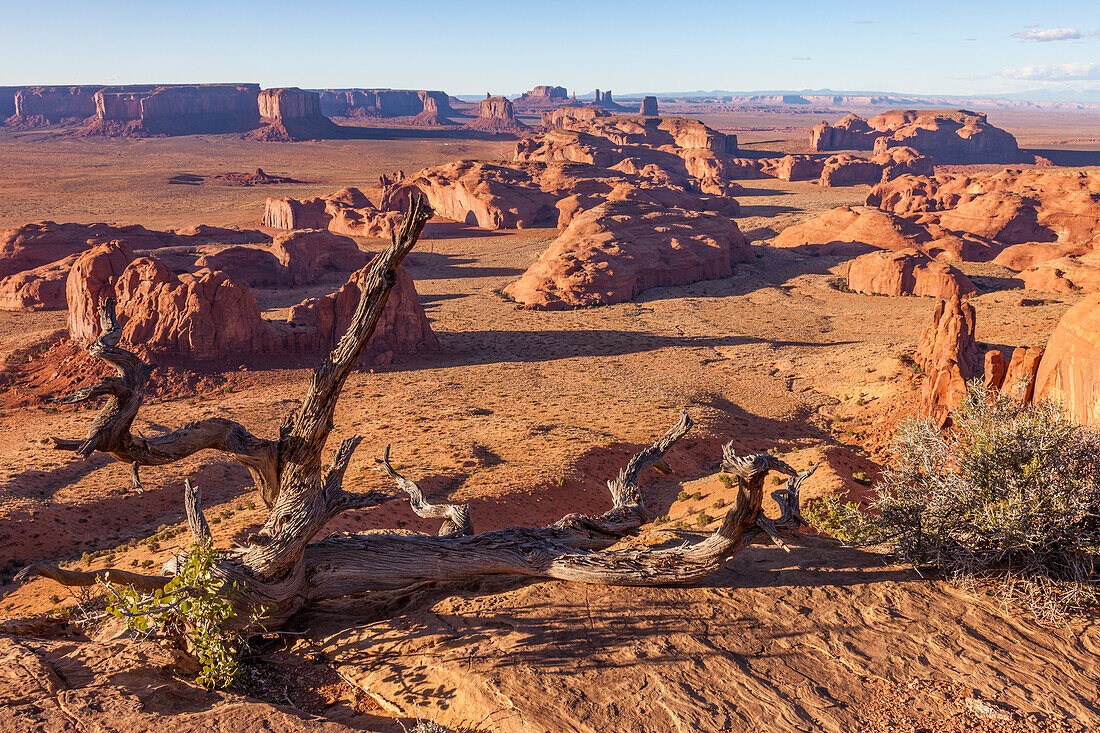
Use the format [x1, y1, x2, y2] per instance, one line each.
[19, 197, 820, 634]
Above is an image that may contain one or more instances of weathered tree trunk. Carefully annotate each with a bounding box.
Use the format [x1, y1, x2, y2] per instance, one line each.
[17, 197, 818, 631]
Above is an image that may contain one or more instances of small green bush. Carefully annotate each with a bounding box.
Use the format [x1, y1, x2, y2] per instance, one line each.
[808, 383, 1100, 622]
[102, 539, 265, 688]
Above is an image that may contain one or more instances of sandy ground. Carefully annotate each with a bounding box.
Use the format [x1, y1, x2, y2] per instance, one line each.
[0, 115, 1097, 731]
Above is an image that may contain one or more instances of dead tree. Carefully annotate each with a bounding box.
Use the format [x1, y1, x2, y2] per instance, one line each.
[17, 197, 817, 629]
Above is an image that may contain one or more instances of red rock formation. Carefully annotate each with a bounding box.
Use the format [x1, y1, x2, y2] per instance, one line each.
[820, 155, 883, 187]
[763, 155, 825, 182]
[317, 89, 454, 119]
[66, 242, 138, 343]
[193, 247, 285, 287]
[263, 188, 400, 239]
[870, 109, 1023, 164]
[993, 242, 1092, 271]
[0, 254, 78, 311]
[639, 96, 658, 116]
[0, 222, 168, 279]
[809, 114, 881, 152]
[771, 206, 932, 257]
[0, 86, 18, 119]
[1018, 251, 1100, 293]
[513, 86, 569, 112]
[466, 96, 528, 133]
[408, 94, 454, 126]
[1033, 294, 1100, 426]
[872, 146, 934, 181]
[248, 88, 339, 141]
[541, 105, 612, 129]
[271, 230, 368, 285]
[503, 201, 751, 309]
[983, 350, 1006, 391]
[1001, 346, 1044, 402]
[845, 249, 977, 299]
[84, 84, 261, 136]
[11, 86, 100, 124]
[915, 297, 979, 424]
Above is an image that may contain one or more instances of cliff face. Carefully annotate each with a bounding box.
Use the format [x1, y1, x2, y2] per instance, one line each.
[466, 96, 528, 133]
[0, 87, 20, 119]
[82, 84, 261, 136]
[317, 89, 454, 118]
[13, 86, 102, 123]
[257, 88, 323, 120]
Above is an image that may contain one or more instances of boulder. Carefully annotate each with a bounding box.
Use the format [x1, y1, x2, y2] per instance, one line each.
[194, 246, 286, 287]
[271, 230, 368, 285]
[915, 297, 979, 425]
[0, 254, 78, 310]
[466, 95, 528, 133]
[1033, 294, 1100, 426]
[845, 249, 977, 299]
[771, 206, 931, 257]
[503, 201, 751, 309]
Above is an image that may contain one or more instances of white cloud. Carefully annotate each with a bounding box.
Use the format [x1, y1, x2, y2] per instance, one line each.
[1011, 27, 1082, 41]
[1002, 63, 1100, 80]
[854, 20, 873, 24]
[792, 56, 811, 61]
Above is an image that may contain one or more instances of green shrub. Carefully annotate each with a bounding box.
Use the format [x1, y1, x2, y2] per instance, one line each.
[808, 383, 1100, 622]
[101, 539, 265, 688]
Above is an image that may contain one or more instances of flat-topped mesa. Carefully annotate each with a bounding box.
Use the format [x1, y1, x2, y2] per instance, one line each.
[591, 89, 625, 111]
[0, 86, 19, 119]
[541, 105, 612, 129]
[466, 95, 529, 133]
[248, 87, 340, 141]
[810, 108, 1023, 164]
[639, 96, 659, 116]
[85, 84, 262, 136]
[317, 89, 455, 120]
[10, 85, 104, 125]
[513, 85, 569, 112]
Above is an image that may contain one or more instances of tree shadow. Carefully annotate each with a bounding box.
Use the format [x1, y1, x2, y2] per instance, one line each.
[403, 252, 526, 279]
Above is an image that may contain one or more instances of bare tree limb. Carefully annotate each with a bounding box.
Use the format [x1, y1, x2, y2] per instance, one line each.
[377, 445, 472, 537]
[185, 480, 211, 542]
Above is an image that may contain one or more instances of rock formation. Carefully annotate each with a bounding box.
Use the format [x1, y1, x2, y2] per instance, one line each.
[0, 222, 167, 279]
[247, 87, 339, 141]
[811, 109, 1023, 164]
[10, 86, 101, 125]
[0, 254, 78, 311]
[466, 95, 528, 133]
[541, 105, 612, 129]
[193, 247, 286, 287]
[83, 84, 261, 136]
[818, 148, 933, 187]
[317, 89, 454, 120]
[271, 230, 368, 285]
[640, 96, 658, 116]
[503, 201, 751, 309]
[1033, 294, 1100, 426]
[264, 188, 402, 239]
[771, 206, 932, 257]
[1018, 251, 1100, 293]
[66, 242, 138, 342]
[915, 297, 979, 424]
[514, 86, 569, 112]
[845, 249, 977, 299]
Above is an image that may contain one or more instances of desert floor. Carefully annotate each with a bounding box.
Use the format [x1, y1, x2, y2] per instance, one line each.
[0, 111, 1098, 732]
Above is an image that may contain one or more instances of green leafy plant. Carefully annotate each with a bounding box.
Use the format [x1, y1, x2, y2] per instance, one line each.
[807, 383, 1100, 622]
[101, 539, 264, 688]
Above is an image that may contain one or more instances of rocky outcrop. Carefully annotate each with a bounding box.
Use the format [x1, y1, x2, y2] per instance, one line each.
[66, 242, 138, 342]
[263, 188, 401, 239]
[811, 109, 1023, 164]
[10, 86, 101, 124]
[0, 222, 169, 279]
[763, 155, 824, 182]
[1018, 251, 1100, 293]
[915, 297, 979, 424]
[193, 247, 286, 287]
[271, 230, 368, 285]
[772, 206, 932, 257]
[466, 95, 528, 133]
[0, 86, 18, 119]
[845, 249, 977, 299]
[84, 84, 261, 136]
[1001, 346, 1044, 402]
[503, 201, 751, 309]
[0, 254, 78, 310]
[1033, 294, 1100, 426]
[590, 89, 625, 111]
[541, 105, 612, 129]
[247, 87, 340, 141]
[317, 89, 454, 119]
[514, 86, 568, 112]
[640, 96, 658, 116]
[819, 148, 933, 187]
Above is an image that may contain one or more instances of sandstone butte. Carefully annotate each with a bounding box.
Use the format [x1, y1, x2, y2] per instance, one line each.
[465, 95, 528, 133]
[316, 88, 454, 121]
[809, 108, 1025, 164]
[81, 84, 261, 137]
[502, 201, 752, 309]
[915, 296, 979, 424]
[66, 241, 438, 363]
[245, 87, 340, 141]
[512, 85, 569, 112]
[845, 249, 977, 299]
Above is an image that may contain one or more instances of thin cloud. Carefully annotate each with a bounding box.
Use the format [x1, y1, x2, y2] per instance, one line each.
[1002, 62, 1100, 80]
[792, 56, 811, 61]
[1011, 27, 1082, 41]
[854, 20, 873, 24]
[964, 37, 977, 41]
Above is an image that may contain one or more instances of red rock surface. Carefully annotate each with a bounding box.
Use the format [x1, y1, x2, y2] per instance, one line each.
[271, 229, 368, 285]
[263, 188, 400, 239]
[845, 249, 977, 299]
[248, 87, 340, 141]
[10, 85, 100, 124]
[194, 246, 286, 287]
[0, 254, 78, 311]
[503, 201, 751, 309]
[1001, 346, 1044, 402]
[513, 85, 569, 112]
[65, 242, 138, 342]
[915, 297, 979, 424]
[809, 113, 880, 151]
[83, 84, 261, 136]
[771, 205, 932, 257]
[1033, 293, 1100, 426]
[466, 95, 528, 133]
[0, 222, 168, 278]
[317, 89, 454, 119]
[541, 105, 612, 129]
[639, 96, 659, 116]
[1018, 251, 1100, 293]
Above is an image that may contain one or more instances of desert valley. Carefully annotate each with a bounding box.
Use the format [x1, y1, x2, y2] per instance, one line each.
[1, 15, 1100, 732]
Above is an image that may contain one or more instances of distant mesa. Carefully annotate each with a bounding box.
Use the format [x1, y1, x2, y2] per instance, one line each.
[589, 89, 625, 111]
[513, 85, 569, 112]
[809, 109, 1025, 164]
[541, 105, 612, 130]
[317, 89, 456, 125]
[245, 87, 340, 141]
[82, 84, 262, 137]
[639, 96, 659, 116]
[465, 95, 528, 134]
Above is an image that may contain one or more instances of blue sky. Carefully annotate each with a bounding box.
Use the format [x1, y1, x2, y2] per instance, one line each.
[1, 0, 1098, 99]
